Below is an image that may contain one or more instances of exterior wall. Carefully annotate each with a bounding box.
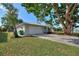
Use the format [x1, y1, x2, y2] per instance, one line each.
[16, 24, 26, 36]
[28, 25, 44, 35]
[43, 27, 48, 33]
[16, 24, 48, 36]
[25, 25, 29, 35]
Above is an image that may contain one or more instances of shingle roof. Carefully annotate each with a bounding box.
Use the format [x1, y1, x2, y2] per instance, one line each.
[16, 22, 48, 28]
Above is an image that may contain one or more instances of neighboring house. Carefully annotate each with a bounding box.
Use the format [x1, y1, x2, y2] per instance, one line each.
[15, 23, 49, 37]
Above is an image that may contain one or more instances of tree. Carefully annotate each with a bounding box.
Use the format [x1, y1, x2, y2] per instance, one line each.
[1, 3, 23, 31]
[22, 4, 54, 25]
[22, 3, 79, 35]
[52, 3, 79, 35]
[18, 19, 23, 23]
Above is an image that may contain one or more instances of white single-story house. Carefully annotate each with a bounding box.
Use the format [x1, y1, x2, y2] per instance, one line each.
[15, 23, 49, 37]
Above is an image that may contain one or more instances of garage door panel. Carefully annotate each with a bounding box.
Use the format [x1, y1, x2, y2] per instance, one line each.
[29, 26, 43, 34]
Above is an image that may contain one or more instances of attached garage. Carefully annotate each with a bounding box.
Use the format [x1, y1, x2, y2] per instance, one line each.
[28, 26, 43, 34]
[15, 23, 49, 37]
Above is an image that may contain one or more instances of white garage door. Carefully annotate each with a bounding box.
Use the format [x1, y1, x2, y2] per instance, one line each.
[29, 26, 43, 34]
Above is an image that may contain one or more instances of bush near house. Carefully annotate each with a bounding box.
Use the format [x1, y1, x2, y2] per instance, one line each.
[0, 32, 14, 42]
[19, 30, 24, 35]
[0, 28, 7, 32]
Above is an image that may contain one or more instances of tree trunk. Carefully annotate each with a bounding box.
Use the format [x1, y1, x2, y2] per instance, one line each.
[52, 3, 77, 35]
[63, 25, 72, 35]
[63, 18, 73, 35]
[63, 4, 74, 35]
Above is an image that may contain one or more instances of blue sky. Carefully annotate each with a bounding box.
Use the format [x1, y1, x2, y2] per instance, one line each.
[0, 3, 45, 26]
[0, 5, 6, 26]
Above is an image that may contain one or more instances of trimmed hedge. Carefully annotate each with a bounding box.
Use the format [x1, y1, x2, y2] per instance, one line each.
[0, 32, 15, 42]
[0, 32, 8, 42]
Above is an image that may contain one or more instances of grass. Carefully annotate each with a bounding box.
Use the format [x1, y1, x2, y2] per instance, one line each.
[55, 31, 64, 35]
[72, 33, 79, 37]
[0, 32, 79, 56]
[55, 31, 79, 37]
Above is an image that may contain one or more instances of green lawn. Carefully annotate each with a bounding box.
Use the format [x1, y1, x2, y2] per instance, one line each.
[55, 31, 79, 37]
[0, 32, 79, 56]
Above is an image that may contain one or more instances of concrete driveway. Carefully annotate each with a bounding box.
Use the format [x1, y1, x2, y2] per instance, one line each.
[34, 34, 79, 47]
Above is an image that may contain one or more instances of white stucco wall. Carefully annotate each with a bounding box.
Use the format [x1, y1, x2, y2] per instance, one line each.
[16, 24, 48, 36]
[24, 25, 29, 35]
[16, 25, 26, 36]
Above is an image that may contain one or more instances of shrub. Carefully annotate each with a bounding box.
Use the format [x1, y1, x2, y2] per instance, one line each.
[0, 32, 8, 42]
[14, 30, 19, 38]
[19, 30, 24, 35]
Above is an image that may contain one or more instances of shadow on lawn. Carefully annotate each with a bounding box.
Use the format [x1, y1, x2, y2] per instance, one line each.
[0, 32, 8, 43]
[16, 35, 37, 38]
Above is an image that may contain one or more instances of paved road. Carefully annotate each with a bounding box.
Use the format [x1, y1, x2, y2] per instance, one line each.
[34, 34, 79, 47]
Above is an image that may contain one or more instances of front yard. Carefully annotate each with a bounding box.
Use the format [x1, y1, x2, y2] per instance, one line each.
[0, 32, 79, 56]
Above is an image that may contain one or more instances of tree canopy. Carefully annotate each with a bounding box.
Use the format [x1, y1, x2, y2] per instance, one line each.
[1, 3, 23, 31]
[22, 3, 79, 35]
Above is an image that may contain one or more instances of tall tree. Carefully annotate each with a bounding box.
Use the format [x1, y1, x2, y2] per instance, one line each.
[22, 3, 79, 35]
[53, 3, 79, 35]
[1, 3, 23, 31]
